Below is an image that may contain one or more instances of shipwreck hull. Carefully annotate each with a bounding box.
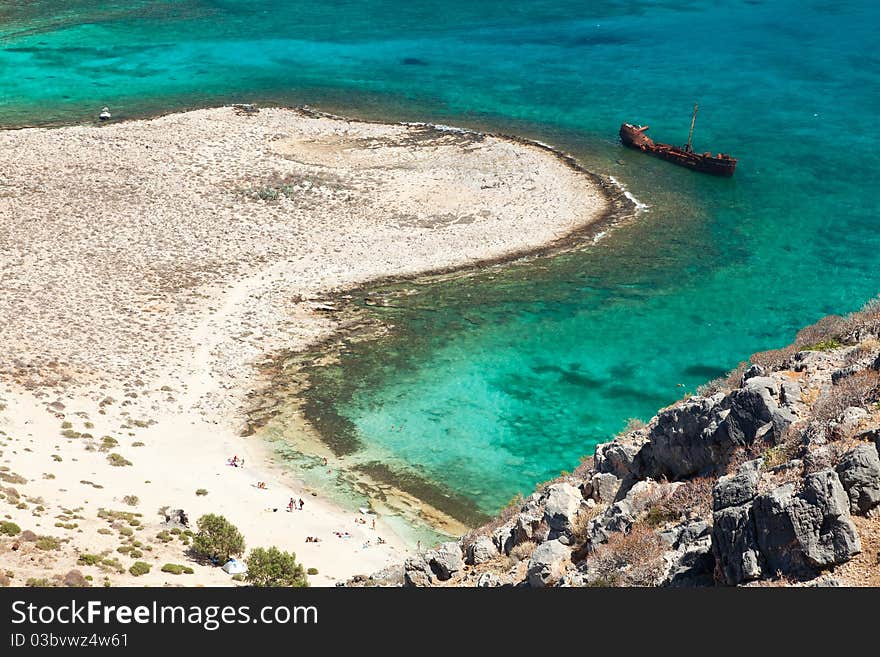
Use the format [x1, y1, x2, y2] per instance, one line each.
[619, 123, 736, 177]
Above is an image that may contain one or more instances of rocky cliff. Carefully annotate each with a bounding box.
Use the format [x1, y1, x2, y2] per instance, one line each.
[393, 300, 880, 587]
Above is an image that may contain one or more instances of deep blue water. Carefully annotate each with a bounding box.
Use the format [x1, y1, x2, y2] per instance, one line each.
[3, 1, 879, 518]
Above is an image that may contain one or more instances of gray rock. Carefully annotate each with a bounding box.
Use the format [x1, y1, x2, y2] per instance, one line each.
[403, 557, 434, 587]
[753, 471, 860, 574]
[720, 382, 782, 446]
[421, 542, 464, 581]
[543, 483, 583, 532]
[466, 536, 499, 565]
[594, 440, 641, 479]
[636, 395, 727, 479]
[659, 518, 710, 550]
[840, 406, 869, 429]
[742, 364, 766, 382]
[492, 522, 515, 555]
[476, 572, 502, 588]
[836, 444, 880, 515]
[712, 503, 763, 585]
[664, 537, 715, 587]
[526, 540, 570, 588]
[621, 479, 659, 513]
[674, 519, 711, 549]
[511, 509, 549, 547]
[713, 459, 762, 511]
[831, 366, 858, 384]
[792, 349, 834, 373]
[590, 472, 621, 503]
[780, 379, 803, 408]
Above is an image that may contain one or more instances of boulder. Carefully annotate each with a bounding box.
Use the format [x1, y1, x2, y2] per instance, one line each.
[492, 522, 515, 555]
[511, 510, 548, 547]
[543, 483, 583, 532]
[636, 395, 727, 479]
[526, 540, 570, 588]
[836, 444, 880, 515]
[663, 537, 715, 587]
[594, 440, 641, 479]
[713, 459, 762, 511]
[720, 379, 788, 446]
[466, 536, 499, 566]
[476, 572, 503, 588]
[622, 479, 674, 516]
[742, 364, 766, 382]
[753, 471, 860, 575]
[421, 542, 464, 581]
[712, 503, 762, 585]
[403, 557, 434, 587]
[590, 472, 621, 503]
[779, 379, 803, 408]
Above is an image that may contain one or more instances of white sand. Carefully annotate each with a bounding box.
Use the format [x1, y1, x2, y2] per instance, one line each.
[0, 107, 609, 586]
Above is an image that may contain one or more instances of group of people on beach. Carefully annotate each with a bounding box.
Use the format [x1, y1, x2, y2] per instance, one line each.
[229, 451, 390, 550]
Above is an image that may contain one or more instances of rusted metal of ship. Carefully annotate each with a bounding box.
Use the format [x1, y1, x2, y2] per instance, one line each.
[619, 105, 737, 176]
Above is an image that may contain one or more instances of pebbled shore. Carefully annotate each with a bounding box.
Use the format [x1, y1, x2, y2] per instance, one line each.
[0, 106, 614, 585]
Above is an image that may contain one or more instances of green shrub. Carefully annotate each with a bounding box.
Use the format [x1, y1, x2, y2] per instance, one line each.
[35, 536, 61, 551]
[99, 558, 124, 574]
[0, 472, 26, 485]
[128, 562, 151, 577]
[192, 514, 245, 563]
[802, 338, 843, 352]
[122, 495, 139, 506]
[306, 567, 319, 576]
[0, 521, 21, 536]
[161, 563, 194, 575]
[26, 578, 54, 587]
[245, 547, 308, 587]
[77, 554, 101, 566]
[107, 453, 132, 467]
[195, 489, 208, 496]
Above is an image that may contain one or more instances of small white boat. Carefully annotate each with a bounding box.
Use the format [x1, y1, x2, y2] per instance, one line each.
[99, 107, 111, 121]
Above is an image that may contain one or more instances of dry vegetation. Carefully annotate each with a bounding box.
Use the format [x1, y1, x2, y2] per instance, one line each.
[585, 523, 666, 587]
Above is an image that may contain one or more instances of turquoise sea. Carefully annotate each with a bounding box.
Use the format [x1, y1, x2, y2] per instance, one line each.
[3, 1, 879, 520]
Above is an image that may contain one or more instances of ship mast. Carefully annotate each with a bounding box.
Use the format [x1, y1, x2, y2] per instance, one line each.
[686, 103, 698, 152]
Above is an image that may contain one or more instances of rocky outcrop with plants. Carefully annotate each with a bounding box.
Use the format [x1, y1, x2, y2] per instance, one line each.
[397, 300, 880, 587]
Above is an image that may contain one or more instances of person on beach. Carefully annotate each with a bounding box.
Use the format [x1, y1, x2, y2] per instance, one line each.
[372, 518, 376, 530]
[322, 457, 328, 467]
[229, 455, 238, 466]
[298, 497, 305, 511]
[287, 498, 295, 512]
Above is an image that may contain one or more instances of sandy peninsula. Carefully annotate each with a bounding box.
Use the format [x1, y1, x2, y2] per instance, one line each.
[0, 106, 612, 586]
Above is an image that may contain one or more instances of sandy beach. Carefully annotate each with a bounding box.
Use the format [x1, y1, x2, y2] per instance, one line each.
[0, 106, 611, 586]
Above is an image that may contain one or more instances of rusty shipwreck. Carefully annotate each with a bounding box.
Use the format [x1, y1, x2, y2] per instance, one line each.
[619, 105, 737, 176]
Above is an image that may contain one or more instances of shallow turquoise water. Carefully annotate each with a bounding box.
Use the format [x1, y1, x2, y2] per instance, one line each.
[3, 1, 879, 518]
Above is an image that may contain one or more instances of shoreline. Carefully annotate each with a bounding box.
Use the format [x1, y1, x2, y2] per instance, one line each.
[0, 105, 635, 585]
